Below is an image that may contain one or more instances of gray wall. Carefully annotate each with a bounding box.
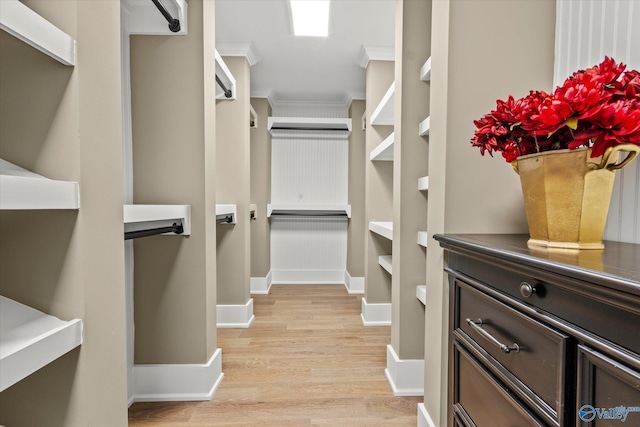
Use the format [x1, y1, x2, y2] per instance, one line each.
[347, 100, 366, 278]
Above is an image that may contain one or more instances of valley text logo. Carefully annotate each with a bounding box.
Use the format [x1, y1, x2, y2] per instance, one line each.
[579, 405, 640, 423]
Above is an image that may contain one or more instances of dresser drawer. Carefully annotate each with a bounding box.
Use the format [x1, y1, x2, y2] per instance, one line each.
[453, 342, 545, 427]
[455, 279, 569, 424]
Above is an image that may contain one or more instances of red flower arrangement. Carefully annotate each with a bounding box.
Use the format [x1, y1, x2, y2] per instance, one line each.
[471, 57, 640, 163]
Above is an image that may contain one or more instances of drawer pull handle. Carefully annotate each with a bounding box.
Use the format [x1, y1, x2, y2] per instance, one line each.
[466, 318, 520, 354]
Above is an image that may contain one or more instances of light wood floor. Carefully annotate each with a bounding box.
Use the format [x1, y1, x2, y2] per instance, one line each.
[128, 285, 422, 426]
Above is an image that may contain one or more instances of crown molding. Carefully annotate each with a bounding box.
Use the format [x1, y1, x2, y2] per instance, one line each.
[358, 45, 395, 68]
[216, 42, 261, 66]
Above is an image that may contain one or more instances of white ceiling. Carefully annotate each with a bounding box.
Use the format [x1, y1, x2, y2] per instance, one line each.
[215, 0, 395, 106]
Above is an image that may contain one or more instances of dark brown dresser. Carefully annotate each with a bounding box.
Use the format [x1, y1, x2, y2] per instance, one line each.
[435, 234, 640, 427]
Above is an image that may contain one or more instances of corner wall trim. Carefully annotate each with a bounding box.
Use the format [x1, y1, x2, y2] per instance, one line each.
[132, 348, 223, 402]
[385, 345, 424, 396]
[344, 271, 365, 294]
[217, 299, 255, 328]
[418, 403, 438, 427]
[250, 271, 273, 294]
[361, 298, 391, 326]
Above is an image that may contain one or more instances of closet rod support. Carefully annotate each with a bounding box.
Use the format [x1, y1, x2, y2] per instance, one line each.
[216, 75, 233, 98]
[124, 223, 184, 240]
[151, 0, 180, 33]
[216, 215, 234, 224]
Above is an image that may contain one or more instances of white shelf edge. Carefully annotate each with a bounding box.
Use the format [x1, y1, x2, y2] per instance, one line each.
[416, 285, 426, 305]
[216, 204, 237, 224]
[369, 221, 393, 241]
[418, 176, 429, 191]
[0, 296, 83, 392]
[0, 0, 75, 66]
[370, 132, 394, 161]
[417, 231, 429, 248]
[370, 81, 395, 126]
[267, 117, 352, 133]
[215, 50, 236, 100]
[250, 105, 258, 128]
[123, 204, 191, 235]
[121, 0, 188, 36]
[267, 204, 351, 218]
[419, 116, 430, 137]
[0, 159, 79, 210]
[378, 255, 393, 275]
[420, 57, 431, 81]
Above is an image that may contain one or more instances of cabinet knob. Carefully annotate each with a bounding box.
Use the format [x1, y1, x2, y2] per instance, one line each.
[520, 282, 537, 298]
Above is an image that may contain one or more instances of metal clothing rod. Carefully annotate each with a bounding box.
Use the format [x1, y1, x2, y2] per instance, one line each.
[216, 215, 234, 224]
[151, 0, 181, 33]
[216, 75, 233, 98]
[271, 211, 347, 217]
[124, 223, 184, 240]
[270, 127, 347, 132]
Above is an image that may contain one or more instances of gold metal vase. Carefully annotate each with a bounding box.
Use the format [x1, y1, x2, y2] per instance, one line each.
[514, 144, 640, 250]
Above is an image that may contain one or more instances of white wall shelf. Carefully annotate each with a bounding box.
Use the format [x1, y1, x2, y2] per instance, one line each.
[121, 0, 188, 36]
[417, 231, 429, 248]
[370, 81, 395, 126]
[123, 204, 191, 237]
[370, 132, 394, 161]
[267, 204, 351, 218]
[249, 105, 258, 128]
[0, 0, 76, 66]
[416, 285, 426, 305]
[420, 57, 431, 81]
[369, 221, 393, 241]
[216, 204, 237, 224]
[418, 176, 429, 191]
[419, 116, 430, 136]
[267, 117, 352, 133]
[379, 255, 393, 275]
[215, 50, 236, 100]
[0, 296, 83, 392]
[0, 158, 80, 210]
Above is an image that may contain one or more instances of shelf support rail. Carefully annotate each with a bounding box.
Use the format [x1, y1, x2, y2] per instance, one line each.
[124, 223, 184, 240]
[216, 75, 233, 98]
[151, 0, 180, 33]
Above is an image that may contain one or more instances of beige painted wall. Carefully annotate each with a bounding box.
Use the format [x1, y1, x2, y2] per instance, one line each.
[130, 0, 218, 365]
[364, 61, 395, 304]
[216, 56, 251, 305]
[347, 100, 366, 277]
[391, 0, 430, 360]
[424, 1, 556, 425]
[0, 0, 128, 425]
[250, 98, 272, 278]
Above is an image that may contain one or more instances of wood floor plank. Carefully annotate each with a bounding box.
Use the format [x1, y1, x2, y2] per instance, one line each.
[128, 285, 420, 425]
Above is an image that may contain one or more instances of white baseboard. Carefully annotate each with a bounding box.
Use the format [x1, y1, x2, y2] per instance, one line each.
[385, 344, 424, 396]
[360, 297, 391, 326]
[250, 271, 272, 294]
[132, 348, 223, 402]
[344, 271, 365, 294]
[418, 403, 438, 427]
[271, 269, 345, 284]
[217, 299, 255, 328]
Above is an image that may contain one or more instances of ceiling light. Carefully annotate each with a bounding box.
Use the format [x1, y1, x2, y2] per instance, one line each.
[290, 0, 329, 37]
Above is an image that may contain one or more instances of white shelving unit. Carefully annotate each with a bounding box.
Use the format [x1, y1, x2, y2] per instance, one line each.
[267, 204, 351, 218]
[0, 296, 83, 392]
[370, 132, 395, 161]
[416, 285, 426, 305]
[215, 50, 236, 100]
[0, 159, 80, 210]
[370, 81, 395, 126]
[369, 221, 393, 240]
[249, 105, 258, 128]
[267, 117, 352, 133]
[418, 176, 429, 191]
[216, 204, 237, 224]
[420, 57, 431, 81]
[419, 116, 430, 136]
[379, 255, 393, 275]
[417, 231, 429, 248]
[0, 0, 76, 66]
[123, 204, 191, 236]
